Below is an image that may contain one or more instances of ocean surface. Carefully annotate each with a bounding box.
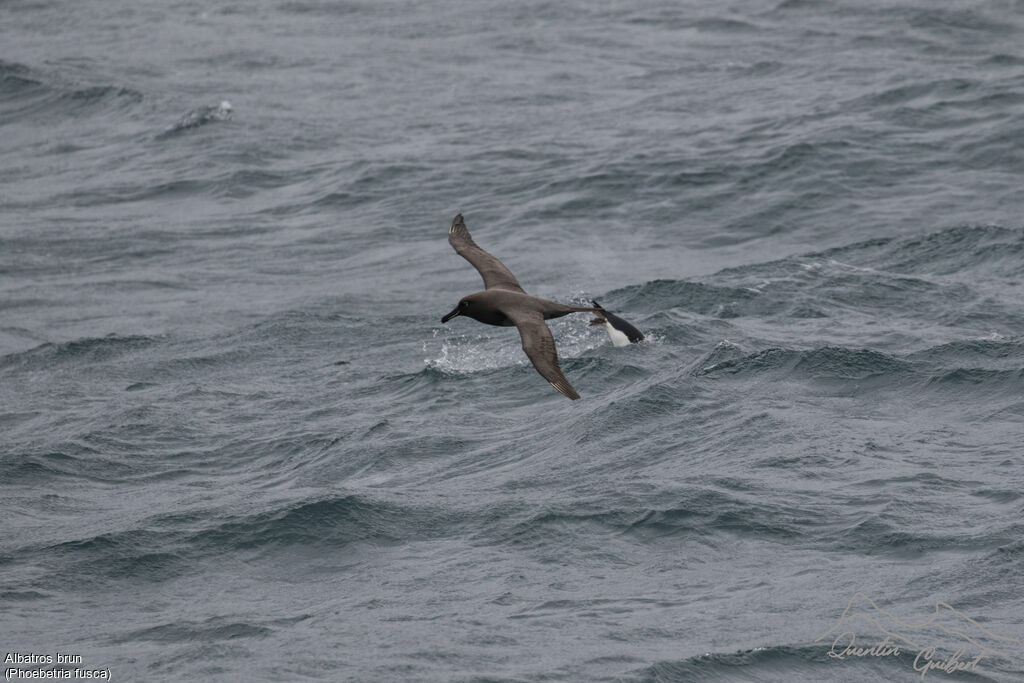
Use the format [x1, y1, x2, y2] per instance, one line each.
[2, 0, 1024, 680]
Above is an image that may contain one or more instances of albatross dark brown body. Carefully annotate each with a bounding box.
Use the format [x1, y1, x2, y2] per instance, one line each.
[440, 213, 602, 400]
[443, 289, 595, 328]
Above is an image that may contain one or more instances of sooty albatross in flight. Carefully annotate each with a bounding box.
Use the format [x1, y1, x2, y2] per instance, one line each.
[441, 213, 642, 400]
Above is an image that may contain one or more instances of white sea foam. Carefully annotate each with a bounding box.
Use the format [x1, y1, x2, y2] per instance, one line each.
[423, 316, 606, 375]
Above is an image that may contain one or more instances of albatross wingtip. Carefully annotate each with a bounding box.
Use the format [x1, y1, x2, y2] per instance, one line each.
[449, 213, 469, 239]
[551, 381, 581, 400]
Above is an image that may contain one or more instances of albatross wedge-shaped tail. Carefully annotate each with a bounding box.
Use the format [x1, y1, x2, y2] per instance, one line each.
[506, 309, 581, 400]
[448, 213, 525, 293]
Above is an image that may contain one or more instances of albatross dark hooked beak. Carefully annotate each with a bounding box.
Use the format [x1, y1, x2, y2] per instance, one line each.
[441, 306, 460, 323]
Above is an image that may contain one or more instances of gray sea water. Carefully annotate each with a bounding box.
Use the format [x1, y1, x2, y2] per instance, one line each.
[3, 0, 1024, 680]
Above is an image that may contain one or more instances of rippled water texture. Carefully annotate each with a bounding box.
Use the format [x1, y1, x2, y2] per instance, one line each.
[2, 0, 1023, 680]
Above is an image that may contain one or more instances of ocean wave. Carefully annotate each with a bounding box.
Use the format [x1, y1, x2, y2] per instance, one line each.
[15, 493, 436, 592]
[0, 334, 160, 370]
[158, 101, 233, 138]
[0, 59, 44, 97]
[832, 513, 1019, 558]
[925, 367, 1024, 388]
[599, 226, 1024, 335]
[116, 617, 274, 644]
[624, 644, 845, 683]
[0, 451, 83, 484]
[685, 334, 1024, 406]
[489, 488, 821, 553]
[908, 337, 1024, 365]
[811, 224, 1024, 278]
[696, 346, 911, 381]
[0, 59, 142, 123]
[612, 280, 758, 317]
[188, 494, 417, 551]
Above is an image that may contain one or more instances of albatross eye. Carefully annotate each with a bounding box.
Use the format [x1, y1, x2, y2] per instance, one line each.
[460, 301, 469, 309]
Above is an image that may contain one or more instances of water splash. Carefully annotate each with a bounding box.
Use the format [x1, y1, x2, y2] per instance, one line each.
[423, 316, 607, 375]
[160, 100, 233, 137]
[423, 329, 526, 374]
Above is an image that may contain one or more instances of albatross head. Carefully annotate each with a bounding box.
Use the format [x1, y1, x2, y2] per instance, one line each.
[441, 298, 471, 323]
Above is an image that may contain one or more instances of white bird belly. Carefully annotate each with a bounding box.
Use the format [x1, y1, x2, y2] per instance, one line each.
[603, 322, 631, 347]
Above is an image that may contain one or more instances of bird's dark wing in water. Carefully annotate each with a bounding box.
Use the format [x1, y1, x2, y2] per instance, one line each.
[507, 308, 580, 400]
[448, 214, 526, 293]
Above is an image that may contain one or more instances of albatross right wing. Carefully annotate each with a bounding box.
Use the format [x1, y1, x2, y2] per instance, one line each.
[507, 309, 580, 400]
[448, 213, 526, 293]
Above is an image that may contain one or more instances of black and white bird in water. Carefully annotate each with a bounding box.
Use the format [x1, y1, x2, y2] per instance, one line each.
[589, 300, 645, 347]
[440, 213, 643, 400]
